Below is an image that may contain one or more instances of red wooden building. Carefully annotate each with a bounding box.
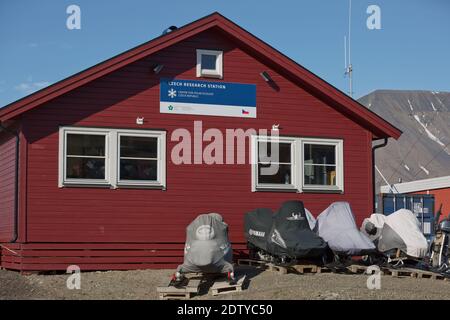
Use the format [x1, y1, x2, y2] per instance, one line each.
[0, 13, 401, 272]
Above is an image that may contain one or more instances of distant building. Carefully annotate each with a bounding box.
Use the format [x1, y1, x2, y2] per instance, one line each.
[381, 175, 450, 216]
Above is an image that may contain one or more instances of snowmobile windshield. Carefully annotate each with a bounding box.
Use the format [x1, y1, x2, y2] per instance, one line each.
[316, 202, 375, 255]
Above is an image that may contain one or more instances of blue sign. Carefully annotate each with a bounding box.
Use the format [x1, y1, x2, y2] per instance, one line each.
[160, 78, 256, 118]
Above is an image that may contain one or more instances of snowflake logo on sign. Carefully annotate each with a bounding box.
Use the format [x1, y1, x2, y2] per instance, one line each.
[168, 88, 177, 98]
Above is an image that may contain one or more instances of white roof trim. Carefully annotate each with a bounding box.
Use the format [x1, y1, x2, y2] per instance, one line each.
[380, 175, 450, 194]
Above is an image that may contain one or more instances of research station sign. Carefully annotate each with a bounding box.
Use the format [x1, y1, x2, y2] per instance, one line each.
[160, 78, 256, 118]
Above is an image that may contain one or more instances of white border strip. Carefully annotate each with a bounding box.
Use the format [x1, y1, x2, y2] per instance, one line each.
[160, 101, 256, 118]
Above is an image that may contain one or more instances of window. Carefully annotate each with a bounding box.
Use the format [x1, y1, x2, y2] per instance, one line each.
[196, 49, 223, 78]
[252, 136, 297, 191]
[251, 136, 343, 192]
[302, 139, 343, 191]
[59, 127, 166, 188]
[62, 130, 109, 185]
[118, 134, 159, 185]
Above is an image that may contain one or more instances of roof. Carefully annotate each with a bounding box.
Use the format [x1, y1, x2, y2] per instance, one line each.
[0, 12, 401, 139]
[380, 175, 450, 194]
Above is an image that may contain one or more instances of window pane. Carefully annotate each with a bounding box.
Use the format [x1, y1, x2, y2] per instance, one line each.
[304, 165, 336, 186]
[258, 163, 292, 184]
[258, 142, 291, 163]
[120, 136, 158, 158]
[67, 134, 105, 156]
[120, 159, 157, 181]
[66, 157, 105, 179]
[201, 54, 217, 70]
[304, 144, 335, 165]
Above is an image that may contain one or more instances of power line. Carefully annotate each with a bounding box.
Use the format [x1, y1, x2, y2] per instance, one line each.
[411, 140, 450, 180]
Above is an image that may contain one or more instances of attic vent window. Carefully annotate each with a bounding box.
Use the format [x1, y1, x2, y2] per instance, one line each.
[196, 49, 223, 79]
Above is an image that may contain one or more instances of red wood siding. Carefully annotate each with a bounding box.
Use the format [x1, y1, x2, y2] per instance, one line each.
[0, 133, 16, 242]
[0, 242, 248, 271]
[11, 29, 374, 270]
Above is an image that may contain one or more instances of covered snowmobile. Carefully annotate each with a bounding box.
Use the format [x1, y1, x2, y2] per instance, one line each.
[172, 213, 235, 287]
[430, 218, 450, 273]
[316, 202, 376, 259]
[244, 200, 328, 265]
[361, 209, 428, 263]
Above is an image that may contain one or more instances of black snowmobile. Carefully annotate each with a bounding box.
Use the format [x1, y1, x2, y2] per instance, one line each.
[244, 200, 328, 266]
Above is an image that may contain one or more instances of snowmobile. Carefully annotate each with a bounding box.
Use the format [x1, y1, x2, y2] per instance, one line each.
[315, 202, 376, 270]
[429, 205, 450, 273]
[360, 209, 428, 268]
[430, 219, 450, 271]
[171, 213, 235, 288]
[244, 200, 328, 266]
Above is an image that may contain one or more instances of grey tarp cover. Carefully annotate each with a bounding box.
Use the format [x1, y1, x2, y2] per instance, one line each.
[361, 210, 428, 258]
[176, 213, 234, 274]
[316, 202, 376, 255]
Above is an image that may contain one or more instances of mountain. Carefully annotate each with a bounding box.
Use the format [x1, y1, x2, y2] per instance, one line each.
[358, 90, 450, 193]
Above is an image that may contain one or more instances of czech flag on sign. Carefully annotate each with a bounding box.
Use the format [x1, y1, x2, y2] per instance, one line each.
[242, 109, 249, 115]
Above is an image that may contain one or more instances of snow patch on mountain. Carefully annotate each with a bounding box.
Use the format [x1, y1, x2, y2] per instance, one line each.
[407, 99, 414, 111]
[430, 102, 437, 111]
[413, 114, 450, 155]
[419, 165, 430, 175]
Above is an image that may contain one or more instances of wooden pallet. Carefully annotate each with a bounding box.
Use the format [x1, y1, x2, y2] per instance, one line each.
[382, 267, 416, 278]
[211, 275, 246, 296]
[237, 259, 324, 275]
[290, 264, 321, 274]
[347, 264, 369, 274]
[402, 268, 448, 281]
[237, 259, 288, 274]
[157, 278, 201, 300]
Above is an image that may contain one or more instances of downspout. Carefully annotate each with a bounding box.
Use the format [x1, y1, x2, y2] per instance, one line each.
[0, 122, 19, 243]
[372, 137, 388, 213]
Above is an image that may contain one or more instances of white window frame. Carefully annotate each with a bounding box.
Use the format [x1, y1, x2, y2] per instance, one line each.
[251, 136, 298, 192]
[301, 138, 344, 192]
[251, 135, 344, 193]
[59, 127, 166, 189]
[196, 49, 223, 79]
[117, 131, 166, 188]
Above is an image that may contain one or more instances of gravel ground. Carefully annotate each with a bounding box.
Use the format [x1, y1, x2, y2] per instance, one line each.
[1, 266, 450, 300]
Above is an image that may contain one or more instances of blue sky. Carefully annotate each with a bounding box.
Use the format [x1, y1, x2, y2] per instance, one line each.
[0, 0, 449, 107]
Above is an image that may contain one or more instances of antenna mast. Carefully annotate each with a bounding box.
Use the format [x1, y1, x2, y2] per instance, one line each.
[344, 0, 353, 97]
